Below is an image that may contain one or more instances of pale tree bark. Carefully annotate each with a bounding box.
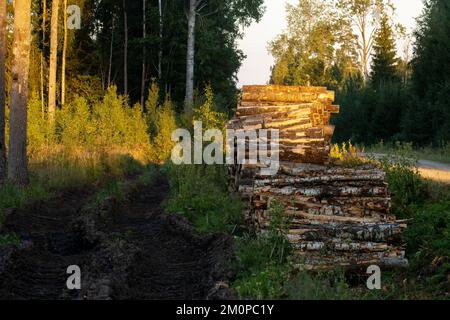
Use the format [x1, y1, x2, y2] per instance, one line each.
[8, 0, 32, 185]
[123, 0, 128, 97]
[0, 0, 7, 181]
[355, 13, 376, 82]
[140, 0, 146, 110]
[185, 0, 199, 117]
[40, 0, 46, 116]
[48, 0, 59, 122]
[158, 0, 163, 79]
[61, 0, 67, 106]
[107, 17, 114, 88]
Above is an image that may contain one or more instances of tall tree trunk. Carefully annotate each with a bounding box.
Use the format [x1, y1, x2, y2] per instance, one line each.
[61, 0, 67, 106]
[123, 0, 128, 97]
[0, 0, 7, 181]
[40, 0, 46, 117]
[8, 0, 32, 185]
[158, 0, 163, 79]
[108, 18, 114, 88]
[48, 0, 59, 122]
[140, 0, 146, 110]
[185, 0, 197, 116]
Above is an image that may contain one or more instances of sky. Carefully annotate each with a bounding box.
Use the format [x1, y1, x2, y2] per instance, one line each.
[236, 0, 425, 87]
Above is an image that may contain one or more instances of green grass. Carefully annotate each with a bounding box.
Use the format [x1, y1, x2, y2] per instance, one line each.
[166, 163, 243, 234]
[0, 152, 147, 228]
[367, 141, 450, 164]
[0, 233, 21, 247]
[0, 181, 51, 226]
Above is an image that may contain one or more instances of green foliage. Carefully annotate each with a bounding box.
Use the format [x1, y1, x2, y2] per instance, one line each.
[90, 0, 264, 109]
[232, 263, 292, 300]
[403, 201, 450, 293]
[145, 80, 160, 137]
[57, 96, 95, 148]
[269, 0, 359, 89]
[286, 270, 355, 300]
[166, 164, 243, 233]
[333, 81, 408, 145]
[0, 181, 50, 226]
[331, 141, 368, 167]
[379, 143, 428, 218]
[0, 234, 21, 247]
[370, 11, 401, 86]
[232, 202, 293, 299]
[193, 85, 227, 131]
[151, 96, 178, 163]
[27, 93, 49, 150]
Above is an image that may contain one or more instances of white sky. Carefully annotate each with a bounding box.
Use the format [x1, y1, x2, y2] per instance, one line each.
[236, 0, 425, 87]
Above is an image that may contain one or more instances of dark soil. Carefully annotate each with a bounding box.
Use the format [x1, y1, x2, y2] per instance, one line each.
[0, 175, 236, 300]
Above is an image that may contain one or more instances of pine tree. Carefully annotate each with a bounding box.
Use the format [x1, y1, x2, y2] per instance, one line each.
[370, 13, 400, 86]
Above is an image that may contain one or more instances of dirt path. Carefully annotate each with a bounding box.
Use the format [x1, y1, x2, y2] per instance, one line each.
[0, 175, 235, 300]
[416, 159, 450, 183]
[365, 153, 450, 183]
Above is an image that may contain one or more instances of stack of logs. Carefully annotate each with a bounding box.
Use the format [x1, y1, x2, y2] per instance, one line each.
[228, 85, 408, 270]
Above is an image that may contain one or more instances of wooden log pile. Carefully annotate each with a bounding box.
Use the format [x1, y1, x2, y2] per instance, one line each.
[228, 85, 408, 270]
[228, 85, 339, 164]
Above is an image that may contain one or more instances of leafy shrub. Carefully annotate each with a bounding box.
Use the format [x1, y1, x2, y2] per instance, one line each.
[405, 201, 450, 290]
[286, 270, 355, 300]
[193, 85, 227, 131]
[233, 202, 293, 299]
[330, 141, 367, 167]
[151, 97, 178, 163]
[379, 143, 428, 218]
[232, 263, 292, 300]
[166, 164, 243, 233]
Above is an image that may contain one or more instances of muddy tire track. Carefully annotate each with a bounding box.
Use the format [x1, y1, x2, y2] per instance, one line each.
[0, 175, 236, 300]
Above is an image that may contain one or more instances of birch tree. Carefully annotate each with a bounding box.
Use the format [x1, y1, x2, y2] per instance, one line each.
[185, 0, 199, 116]
[0, 0, 6, 181]
[158, 0, 163, 79]
[48, 0, 59, 122]
[61, 0, 68, 106]
[40, 0, 46, 116]
[8, 0, 32, 184]
[140, 0, 146, 109]
[123, 0, 128, 97]
[338, 0, 381, 82]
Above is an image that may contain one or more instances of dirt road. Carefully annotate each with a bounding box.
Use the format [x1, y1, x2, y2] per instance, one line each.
[365, 153, 450, 183]
[0, 175, 235, 300]
[417, 159, 450, 183]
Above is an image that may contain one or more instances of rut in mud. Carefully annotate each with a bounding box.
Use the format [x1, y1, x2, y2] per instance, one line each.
[0, 175, 236, 300]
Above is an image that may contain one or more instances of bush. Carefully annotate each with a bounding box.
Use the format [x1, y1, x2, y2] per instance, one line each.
[379, 143, 428, 218]
[151, 97, 178, 163]
[232, 202, 293, 299]
[330, 141, 368, 167]
[166, 164, 243, 233]
[286, 270, 355, 300]
[405, 201, 450, 290]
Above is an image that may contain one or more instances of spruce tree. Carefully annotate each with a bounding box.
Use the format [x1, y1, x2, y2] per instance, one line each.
[370, 13, 400, 86]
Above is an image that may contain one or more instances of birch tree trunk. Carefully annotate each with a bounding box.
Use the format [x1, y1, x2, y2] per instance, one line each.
[48, 0, 59, 122]
[8, 0, 32, 185]
[40, 0, 46, 117]
[123, 0, 128, 97]
[107, 18, 114, 88]
[140, 0, 146, 110]
[185, 0, 197, 117]
[158, 0, 163, 79]
[0, 0, 7, 181]
[61, 0, 67, 106]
